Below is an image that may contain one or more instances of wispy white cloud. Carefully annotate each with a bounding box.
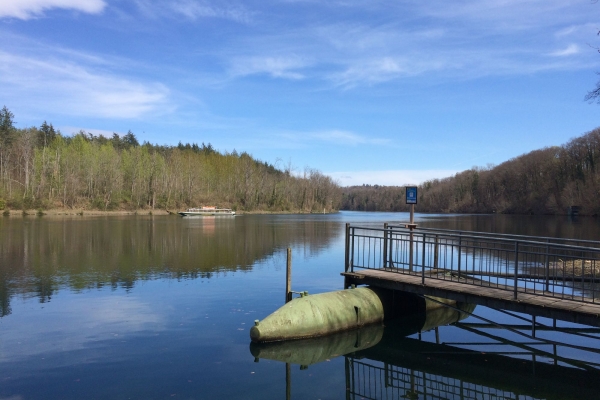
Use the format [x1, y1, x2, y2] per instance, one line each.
[412, 0, 584, 31]
[229, 55, 310, 79]
[331, 56, 443, 87]
[327, 169, 459, 187]
[275, 129, 389, 148]
[215, 0, 599, 87]
[171, 0, 252, 23]
[547, 44, 580, 57]
[309, 130, 389, 145]
[133, 0, 252, 23]
[0, 50, 171, 119]
[0, 0, 106, 20]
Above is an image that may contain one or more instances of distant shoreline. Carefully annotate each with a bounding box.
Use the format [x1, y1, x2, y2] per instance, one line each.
[1, 209, 339, 217]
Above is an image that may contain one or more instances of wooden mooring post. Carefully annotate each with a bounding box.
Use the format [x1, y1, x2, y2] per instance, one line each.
[285, 248, 292, 304]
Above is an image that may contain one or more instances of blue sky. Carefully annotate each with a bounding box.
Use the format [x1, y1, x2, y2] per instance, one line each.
[1, 0, 599, 186]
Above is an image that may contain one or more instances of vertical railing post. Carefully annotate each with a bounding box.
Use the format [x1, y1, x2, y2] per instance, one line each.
[457, 234, 462, 278]
[409, 230, 414, 272]
[514, 241, 519, 300]
[345, 223, 350, 272]
[434, 235, 439, 270]
[544, 239, 550, 292]
[383, 223, 388, 268]
[344, 223, 351, 289]
[351, 227, 355, 272]
[422, 233, 426, 285]
[389, 229, 394, 269]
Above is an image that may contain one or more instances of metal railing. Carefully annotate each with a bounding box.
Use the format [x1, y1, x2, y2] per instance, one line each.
[344, 223, 600, 303]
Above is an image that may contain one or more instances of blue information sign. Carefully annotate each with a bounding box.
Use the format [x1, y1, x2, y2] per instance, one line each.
[406, 186, 417, 205]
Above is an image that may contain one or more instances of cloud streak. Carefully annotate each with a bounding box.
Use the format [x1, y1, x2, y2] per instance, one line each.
[275, 130, 390, 148]
[170, 0, 252, 23]
[309, 130, 389, 146]
[327, 169, 460, 187]
[548, 44, 580, 57]
[210, 0, 600, 86]
[229, 55, 309, 79]
[0, 50, 171, 119]
[133, 0, 253, 23]
[0, 0, 106, 20]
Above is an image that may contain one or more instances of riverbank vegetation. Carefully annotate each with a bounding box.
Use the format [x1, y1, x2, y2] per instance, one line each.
[4, 105, 600, 216]
[342, 127, 600, 216]
[0, 107, 340, 212]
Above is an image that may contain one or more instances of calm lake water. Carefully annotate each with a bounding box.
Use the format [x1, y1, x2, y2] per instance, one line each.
[1, 212, 600, 399]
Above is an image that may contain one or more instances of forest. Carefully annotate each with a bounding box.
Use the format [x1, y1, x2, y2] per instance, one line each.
[341, 126, 600, 216]
[4, 104, 600, 216]
[0, 107, 340, 212]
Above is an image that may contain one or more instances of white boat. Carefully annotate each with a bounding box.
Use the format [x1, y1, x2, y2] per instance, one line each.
[178, 206, 236, 217]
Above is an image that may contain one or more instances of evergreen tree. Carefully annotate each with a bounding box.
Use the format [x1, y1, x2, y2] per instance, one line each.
[38, 121, 57, 148]
[123, 130, 139, 148]
[0, 106, 15, 147]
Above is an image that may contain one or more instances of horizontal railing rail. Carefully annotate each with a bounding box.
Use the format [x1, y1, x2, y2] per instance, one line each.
[345, 223, 600, 303]
[389, 225, 600, 249]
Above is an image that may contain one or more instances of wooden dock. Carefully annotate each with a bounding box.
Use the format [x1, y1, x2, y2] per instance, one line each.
[343, 224, 600, 327]
[342, 269, 600, 327]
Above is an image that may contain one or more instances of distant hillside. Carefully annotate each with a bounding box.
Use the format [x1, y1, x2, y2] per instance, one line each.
[342, 127, 600, 216]
[0, 107, 340, 212]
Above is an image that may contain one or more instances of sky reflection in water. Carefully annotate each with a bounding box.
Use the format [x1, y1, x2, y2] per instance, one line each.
[1, 212, 600, 399]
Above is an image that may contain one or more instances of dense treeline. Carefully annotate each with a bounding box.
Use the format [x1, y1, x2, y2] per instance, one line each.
[342, 127, 600, 216]
[0, 107, 340, 212]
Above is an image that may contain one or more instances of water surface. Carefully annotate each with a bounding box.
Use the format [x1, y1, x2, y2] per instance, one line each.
[1, 212, 600, 399]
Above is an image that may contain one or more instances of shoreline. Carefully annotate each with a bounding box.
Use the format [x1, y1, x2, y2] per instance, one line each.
[1, 208, 339, 217]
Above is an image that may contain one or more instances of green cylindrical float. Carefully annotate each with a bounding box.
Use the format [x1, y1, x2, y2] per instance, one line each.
[250, 286, 472, 343]
[250, 287, 385, 343]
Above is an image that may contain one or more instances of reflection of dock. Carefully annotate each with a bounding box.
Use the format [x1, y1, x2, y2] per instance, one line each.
[251, 302, 600, 400]
[345, 306, 600, 400]
[348, 322, 600, 400]
[346, 351, 599, 400]
[342, 225, 600, 327]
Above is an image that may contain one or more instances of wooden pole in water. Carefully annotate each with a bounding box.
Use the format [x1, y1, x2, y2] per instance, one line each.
[286, 248, 292, 304]
[286, 362, 291, 400]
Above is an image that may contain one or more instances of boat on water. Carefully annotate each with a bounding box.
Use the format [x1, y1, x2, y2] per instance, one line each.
[178, 206, 236, 217]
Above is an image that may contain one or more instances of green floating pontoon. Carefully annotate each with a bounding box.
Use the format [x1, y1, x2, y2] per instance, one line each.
[250, 286, 465, 343]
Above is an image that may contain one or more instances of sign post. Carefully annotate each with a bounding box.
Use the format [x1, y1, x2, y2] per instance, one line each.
[405, 186, 417, 225]
[405, 186, 418, 271]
